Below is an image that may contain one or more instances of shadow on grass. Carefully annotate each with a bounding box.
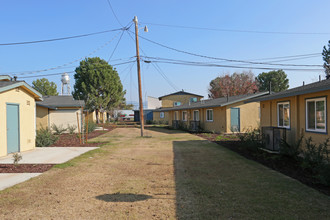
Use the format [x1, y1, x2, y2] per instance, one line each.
[95, 193, 152, 202]
[173, 140, 224, 219]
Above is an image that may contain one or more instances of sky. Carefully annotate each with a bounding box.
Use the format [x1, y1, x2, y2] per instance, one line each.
[1, 0, 330, 107]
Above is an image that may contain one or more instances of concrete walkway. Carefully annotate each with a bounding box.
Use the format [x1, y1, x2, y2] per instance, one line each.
[0, 147, 98, 164]
[0, 147, 98, 191]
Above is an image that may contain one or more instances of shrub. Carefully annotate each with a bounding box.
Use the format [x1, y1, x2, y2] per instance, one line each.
[67, 124, 77, 135]
[51, 124, 67, 135]
[280, 135, 303, 160]
[301, 137, 329, 173]
[238, 128, 262, 152]
[12, 153, 22, 166]
[36, 127, 59, 147]
[85, 120, 96, 133]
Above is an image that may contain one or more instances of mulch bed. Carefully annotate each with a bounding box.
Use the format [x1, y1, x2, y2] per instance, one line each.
[0, 164, 54, 173]
[50, 127, 115, 147]
[195, 133, 330, 196]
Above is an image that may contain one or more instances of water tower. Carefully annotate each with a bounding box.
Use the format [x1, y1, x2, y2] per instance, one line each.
[61, 72, 70, 95]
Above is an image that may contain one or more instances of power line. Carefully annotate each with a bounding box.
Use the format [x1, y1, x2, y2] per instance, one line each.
[105, 0, 124, 27]
[125, 30, 180, 91]
[108, 30, 125, 62]
[2, 57, 135, 75]
[141, 22, 330, 35]
[130, 30, 323, 67]
[18, 61, 136, 79]
[0, 28, 125, 46]
[9, 31, 124, 76]
[142, 58, 323, 72]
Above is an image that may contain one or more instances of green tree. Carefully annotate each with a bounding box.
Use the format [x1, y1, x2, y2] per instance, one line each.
[32, 78, 58, 96]
[256, 70, 289, 93]
[322, 40, 330, 79]
[73, 57, 125, 123]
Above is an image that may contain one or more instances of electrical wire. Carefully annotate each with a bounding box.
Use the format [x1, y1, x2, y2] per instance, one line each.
[0, 28, 124, 46]
[105, 0, 124, 27]
[18, 60, 136, 79]
[141, 22, 330, 35]
[125, 30, 180, 91]
[141, 58, 323, 72]
[10, 31, 123, 76]
[108, 30, 125, 62]
[129, 30, 323, 67]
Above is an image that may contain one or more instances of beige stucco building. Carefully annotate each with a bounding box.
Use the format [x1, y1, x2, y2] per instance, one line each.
[153, 91, 203, 124]
[36, 96, 84, 132]
[0, 75, 42, 157]
[154, 92, 268, 133]
[250, 79, 330, 148]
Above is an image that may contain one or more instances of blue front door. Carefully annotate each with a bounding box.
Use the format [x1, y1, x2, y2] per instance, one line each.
[230, 108, 240, 132]
[7, 104, 20, 154]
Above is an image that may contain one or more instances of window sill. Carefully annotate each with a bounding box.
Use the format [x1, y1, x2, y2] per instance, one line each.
[305, 129, 327, 134]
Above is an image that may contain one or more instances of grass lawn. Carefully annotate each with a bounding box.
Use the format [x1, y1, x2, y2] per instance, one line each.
[0, 127, 329, 219]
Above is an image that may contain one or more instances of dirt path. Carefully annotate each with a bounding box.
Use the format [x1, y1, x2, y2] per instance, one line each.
[0, 128, 184, 219]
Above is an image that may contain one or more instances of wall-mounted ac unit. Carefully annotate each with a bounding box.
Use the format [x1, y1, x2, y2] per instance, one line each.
[262, 127, 286, 151]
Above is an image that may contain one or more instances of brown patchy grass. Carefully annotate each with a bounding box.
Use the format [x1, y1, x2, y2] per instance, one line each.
[0, 127, 329, 219]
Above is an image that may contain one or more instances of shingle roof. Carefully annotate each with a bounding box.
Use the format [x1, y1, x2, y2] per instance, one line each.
[0, 80, 42, 100]
[158, 91, 203, 100]
[0, 75, 11, 81]
[154, 92, 268, 112]
[248, 79, 330, 102]
[36, 96, 84, 108]
[0, 80, 21, 88]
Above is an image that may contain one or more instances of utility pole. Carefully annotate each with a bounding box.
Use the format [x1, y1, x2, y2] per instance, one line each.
[133, 16, 144, 136]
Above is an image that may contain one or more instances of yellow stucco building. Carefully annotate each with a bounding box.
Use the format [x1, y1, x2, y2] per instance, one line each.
[36, 96, 84, 132]
[153, 91, 203, 124]
[251, 79, 330, 148]
[0, 75, 42, 157]
[154, 92, 268, 133]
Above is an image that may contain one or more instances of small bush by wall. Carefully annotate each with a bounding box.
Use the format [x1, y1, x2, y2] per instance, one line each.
[36, 127, 59, 147]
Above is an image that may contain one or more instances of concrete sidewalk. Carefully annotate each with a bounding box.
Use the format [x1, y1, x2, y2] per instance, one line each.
[0, 147, 98, 164]
[0, 147, 98, 191]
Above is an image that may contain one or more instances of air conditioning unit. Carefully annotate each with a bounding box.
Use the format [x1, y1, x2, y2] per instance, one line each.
[172, 120, 179, 129]
[262, 127, 286, 151]
[190, 121, 200, 132]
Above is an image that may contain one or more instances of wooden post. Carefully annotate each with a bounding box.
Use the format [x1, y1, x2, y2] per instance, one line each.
[76, 112, 81, 144]
[86, 112, 89, 142]
[133, 16, 145, 137]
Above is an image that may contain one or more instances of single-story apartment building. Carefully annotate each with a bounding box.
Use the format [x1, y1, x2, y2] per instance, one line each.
[154, 92, 268, 133]
[0, 75, 42, 157]
[249, 79, 330, 147]
[36, 96, 84, 132]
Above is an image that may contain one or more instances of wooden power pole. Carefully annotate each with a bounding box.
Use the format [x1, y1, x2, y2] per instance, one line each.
[133, 16, 145, 137]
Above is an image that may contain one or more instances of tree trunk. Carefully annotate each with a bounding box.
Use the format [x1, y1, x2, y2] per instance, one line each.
[96, 109, 100, 124]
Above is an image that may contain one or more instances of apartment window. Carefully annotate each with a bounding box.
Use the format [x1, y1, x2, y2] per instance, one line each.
[306, 97, 326, 133]
[182, 111, 187, 121]
[174, 102, 181, 106]
[277, 102, 290, 128]
[193, 110, 199, 121]
[174, 111, 179, 120]
[206, 109, 213, 121]
[190, 97, 197, 103]
[160, 112, 164, 119]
